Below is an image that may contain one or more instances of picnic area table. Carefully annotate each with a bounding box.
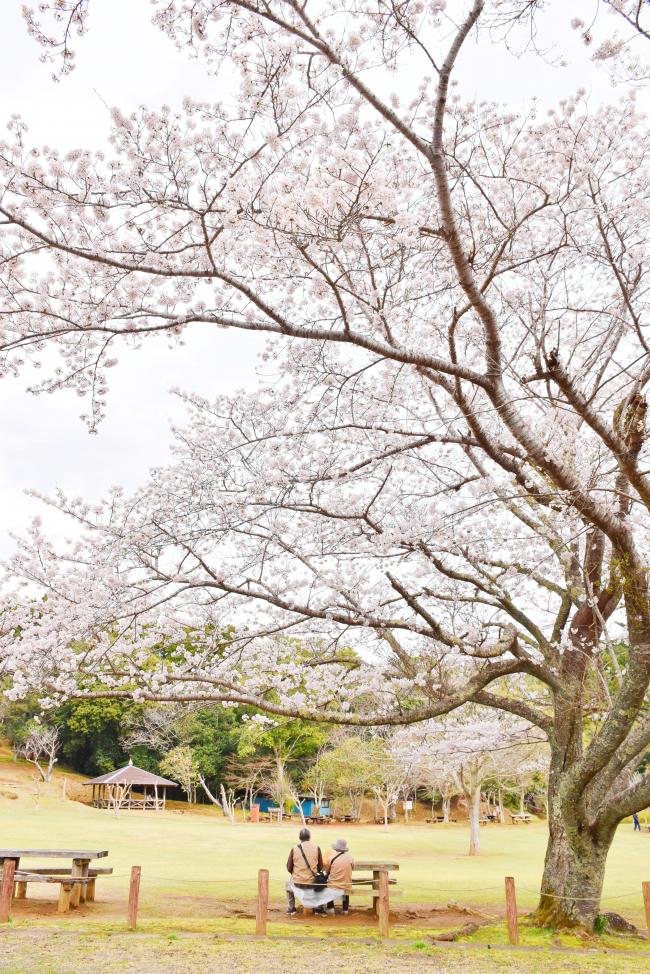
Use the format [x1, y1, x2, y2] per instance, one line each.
[267, 808, 293, 822]
[0, 849, 109, 912]
[511, 813, 532, 824]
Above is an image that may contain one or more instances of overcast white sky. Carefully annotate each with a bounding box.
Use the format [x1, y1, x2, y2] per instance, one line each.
[0, 0, 637, 557]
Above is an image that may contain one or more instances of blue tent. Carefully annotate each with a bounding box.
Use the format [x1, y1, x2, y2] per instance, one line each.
[256, 795, 331, 817]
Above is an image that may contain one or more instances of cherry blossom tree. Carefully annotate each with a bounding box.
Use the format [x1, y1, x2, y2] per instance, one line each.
[0, 0, 650, 929]
[399, 710, 544, 855]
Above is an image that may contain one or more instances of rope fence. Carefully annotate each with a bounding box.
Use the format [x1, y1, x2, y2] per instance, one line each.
[3, 859, 650, 945]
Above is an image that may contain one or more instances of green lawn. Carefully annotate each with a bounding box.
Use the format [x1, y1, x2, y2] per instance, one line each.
[2, 758, 650, 973]
[1, 780, 649, 928]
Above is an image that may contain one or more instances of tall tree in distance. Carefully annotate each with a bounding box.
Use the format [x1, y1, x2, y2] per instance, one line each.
[1, 0, 650, 929]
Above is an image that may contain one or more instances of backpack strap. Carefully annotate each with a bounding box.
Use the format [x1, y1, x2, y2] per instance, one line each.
[327, 850, 346, 873]
[297, 843, 317, 878]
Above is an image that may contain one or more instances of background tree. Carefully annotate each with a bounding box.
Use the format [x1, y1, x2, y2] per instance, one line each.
[13, 721, 59, 783]
[319, 737, 381, 820]
[160, 745, 200, 804]
[1, 0, 650, 930]
[403, 710, 545, 856]
[224, 754, 274, 813]
[236, 717, 329, 821]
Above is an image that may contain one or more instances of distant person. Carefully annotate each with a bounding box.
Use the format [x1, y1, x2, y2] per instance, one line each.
[324, 837, 354, 915]
[285, 827, 324, 915]
[633, 813, 641, 832]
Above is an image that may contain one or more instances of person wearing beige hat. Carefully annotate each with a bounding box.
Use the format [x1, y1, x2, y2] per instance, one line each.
[324, 837, 354, 914]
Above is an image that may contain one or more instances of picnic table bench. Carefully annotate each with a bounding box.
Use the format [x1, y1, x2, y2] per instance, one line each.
[0, 849, 109, 914]
[352, 861, 399, 913]
[511, 813, 532, 824]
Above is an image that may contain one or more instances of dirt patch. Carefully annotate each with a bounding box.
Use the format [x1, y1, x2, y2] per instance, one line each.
[7, 892, 499, 930]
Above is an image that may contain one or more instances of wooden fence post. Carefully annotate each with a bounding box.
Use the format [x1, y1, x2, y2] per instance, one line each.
[504, 876, 519, 945]
[377, 868, 390, 939]
[0, 860, 16, 923]
[643, 881, 650, 941]
[256, 869, 269, 936]
[127, 866, 141, 931]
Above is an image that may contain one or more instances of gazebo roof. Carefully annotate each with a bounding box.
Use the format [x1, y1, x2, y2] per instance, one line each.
[83, 760, 177, 788]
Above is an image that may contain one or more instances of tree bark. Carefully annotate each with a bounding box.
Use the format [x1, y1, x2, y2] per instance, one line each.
[442, 795, 451, 823]
[536, 794, 611, 929]
[461, 767, 482, 857]
[468, 788, 481, 856]
[535, 720, 614, 930]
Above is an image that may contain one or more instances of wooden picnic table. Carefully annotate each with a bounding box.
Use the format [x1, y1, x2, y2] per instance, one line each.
[0, 849, 109, 909]
[511, 813, 532, 824]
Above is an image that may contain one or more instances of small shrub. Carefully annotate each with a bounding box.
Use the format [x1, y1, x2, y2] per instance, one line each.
[594, 915, 608, 935]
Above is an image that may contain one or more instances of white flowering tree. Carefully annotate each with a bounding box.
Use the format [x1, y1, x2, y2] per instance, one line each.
[399, 711, 544, 855]
[1, 0, 650, 928]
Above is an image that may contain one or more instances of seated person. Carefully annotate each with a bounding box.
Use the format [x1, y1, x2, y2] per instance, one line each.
[324, 837, 353, 914]
[285, 827, 324, 915]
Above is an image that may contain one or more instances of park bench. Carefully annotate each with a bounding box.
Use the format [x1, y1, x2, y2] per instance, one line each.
[14, 867, 113, 904]
[13, 872, 92, 914]
[511, 812, 532, 824]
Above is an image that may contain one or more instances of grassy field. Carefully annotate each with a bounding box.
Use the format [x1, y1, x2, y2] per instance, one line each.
[1, 931, 650, 974]
[2, 752, 650, 972]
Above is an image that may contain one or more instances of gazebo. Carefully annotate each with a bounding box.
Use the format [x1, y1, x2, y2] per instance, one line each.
[84, 759, 178, 810]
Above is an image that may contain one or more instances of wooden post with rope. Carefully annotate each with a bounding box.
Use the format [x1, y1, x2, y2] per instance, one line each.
[377, 868, 390, 938]
[504, 876, 519, 945]
[256, 869, 269, 936]
[0, 860, 16, 923]
[127, 866, 141, 930]
[642, 881, 650, 942]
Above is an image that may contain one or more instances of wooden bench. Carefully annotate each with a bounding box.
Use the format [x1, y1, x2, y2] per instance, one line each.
[14, 872, 91, 913]
[14, 867, 113, 903]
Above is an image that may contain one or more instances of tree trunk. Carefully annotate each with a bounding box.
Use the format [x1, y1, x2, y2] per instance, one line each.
[536, 808, 611, 929]
[497, 785, 505, 824]
[468, 790, 481, 856]
[219, 783, 235, 824]
[198, 774, 223, 812]
[463, 774, 481, 856]
[519, 786, 525, 815]
[535, 737, 613, 929]
[442, 795, 451, 823]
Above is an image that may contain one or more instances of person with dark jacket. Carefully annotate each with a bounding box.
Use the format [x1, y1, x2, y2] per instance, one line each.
[286, 827, 324, 915]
